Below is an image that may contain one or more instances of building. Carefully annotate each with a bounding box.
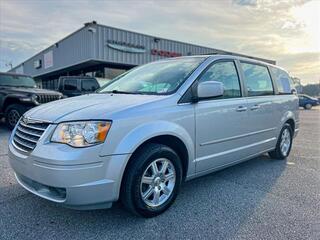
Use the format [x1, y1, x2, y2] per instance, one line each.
[10, 21, 275, 89]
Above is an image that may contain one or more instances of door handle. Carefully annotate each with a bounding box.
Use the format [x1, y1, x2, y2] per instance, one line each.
[236, 106, 247, 112]
[250, 104, 261, 110]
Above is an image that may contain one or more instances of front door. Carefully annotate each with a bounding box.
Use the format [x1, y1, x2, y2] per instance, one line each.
[195, 60, 251, 172]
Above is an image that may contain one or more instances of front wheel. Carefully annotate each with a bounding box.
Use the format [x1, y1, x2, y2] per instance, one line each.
[269, 123, 293, 160]
[5, 104, 27, 130]
[304, 103, 312, 110]
[121, 143, 183, 218]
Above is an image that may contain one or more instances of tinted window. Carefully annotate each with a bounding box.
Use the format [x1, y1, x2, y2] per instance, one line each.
[82, 79, 99, 91]
[64, 79, 78, 91]
[241, 63, 273, 96]
[198, 61, 241, 98]
[270, 66, 293, 94]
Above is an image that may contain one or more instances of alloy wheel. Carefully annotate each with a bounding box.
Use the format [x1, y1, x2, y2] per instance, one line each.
[8, 109, 20, 127]
[140, 158, 176, 207]
[280, 128, 291, 157]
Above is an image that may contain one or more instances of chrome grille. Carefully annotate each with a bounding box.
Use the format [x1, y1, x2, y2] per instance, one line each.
[13, 119, 49, 153]
[38, 94, 60, 104]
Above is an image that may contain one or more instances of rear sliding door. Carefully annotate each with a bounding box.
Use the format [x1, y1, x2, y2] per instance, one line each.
[239, 62, 278, 154]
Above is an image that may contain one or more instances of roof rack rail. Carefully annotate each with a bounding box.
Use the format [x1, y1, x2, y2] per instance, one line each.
[198, 52, 275, 64]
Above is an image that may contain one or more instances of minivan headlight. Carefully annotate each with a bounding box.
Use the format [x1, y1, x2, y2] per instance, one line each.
[51, 121, 111, 147]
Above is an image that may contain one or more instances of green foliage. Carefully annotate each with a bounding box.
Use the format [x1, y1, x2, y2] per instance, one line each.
[302, 84, 320, 97]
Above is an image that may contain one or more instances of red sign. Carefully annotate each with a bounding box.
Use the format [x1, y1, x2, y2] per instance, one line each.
[151, 49, 182, 58]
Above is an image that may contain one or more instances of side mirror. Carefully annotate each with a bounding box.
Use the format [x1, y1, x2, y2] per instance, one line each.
[197, 81, 224, 99]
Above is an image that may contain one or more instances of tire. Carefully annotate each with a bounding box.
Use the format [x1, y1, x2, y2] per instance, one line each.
[268, 123, 293, 160]
[121, 143, 183, 218]
[5, 104, 27, 130]
[304, 103, 312, 110]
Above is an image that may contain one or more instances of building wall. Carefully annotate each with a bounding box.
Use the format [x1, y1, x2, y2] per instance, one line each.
[10, 23, 275, 78]
[93, 24, 218, 66]
[11, 27, 94, 77]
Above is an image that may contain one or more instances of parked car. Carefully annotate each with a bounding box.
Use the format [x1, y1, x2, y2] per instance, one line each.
[57, 76, 100, 97]
[298, 94, 319, 109]
[8, 55, 299, 217]
[0, 72, 62, 129]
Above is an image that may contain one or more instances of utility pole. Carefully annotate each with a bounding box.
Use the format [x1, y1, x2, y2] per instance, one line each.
[0, 59, 13, 70]
[5, 62, 13, 70]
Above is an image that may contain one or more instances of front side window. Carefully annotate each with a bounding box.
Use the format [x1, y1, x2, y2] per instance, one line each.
[270, 66, 293, 94]
[198, 61, 241, 98]
[98, 57, 205, 95]
[64, 79, 78, 91]
[241, 62, 274, 96]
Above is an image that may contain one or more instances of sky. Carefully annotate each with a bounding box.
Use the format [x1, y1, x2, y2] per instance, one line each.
[0, 0, 319, 85]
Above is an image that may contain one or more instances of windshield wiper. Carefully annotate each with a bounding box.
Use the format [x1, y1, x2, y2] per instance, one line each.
[102, 90, 143, 95]
[111, 90, 133, 94]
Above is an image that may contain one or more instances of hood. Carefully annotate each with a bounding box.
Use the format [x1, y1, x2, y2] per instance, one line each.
[25, 93, 167, 122]
[4, 86, 61, 95]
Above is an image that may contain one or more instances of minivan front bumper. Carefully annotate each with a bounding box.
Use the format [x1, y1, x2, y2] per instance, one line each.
[8, 142, 130, 210]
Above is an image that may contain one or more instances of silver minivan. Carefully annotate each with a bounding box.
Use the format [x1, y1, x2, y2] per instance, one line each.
[8, 55, 299, 217]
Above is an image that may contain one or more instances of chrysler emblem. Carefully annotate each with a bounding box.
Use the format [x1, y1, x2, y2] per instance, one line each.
[22, 116, 31, 125]
[22, 116, 40, 125]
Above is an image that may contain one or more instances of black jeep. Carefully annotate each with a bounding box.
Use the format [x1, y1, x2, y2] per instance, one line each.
[0, 72, 63, 129]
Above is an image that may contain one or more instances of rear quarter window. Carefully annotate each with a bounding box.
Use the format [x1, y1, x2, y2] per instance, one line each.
[270, 66, 293, 94]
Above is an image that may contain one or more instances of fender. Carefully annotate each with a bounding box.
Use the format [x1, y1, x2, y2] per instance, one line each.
[3, 93, 32, 103]
[2, 94, 29, 111]
[101, 120, 195, 176]
[278, 110, 297, 136]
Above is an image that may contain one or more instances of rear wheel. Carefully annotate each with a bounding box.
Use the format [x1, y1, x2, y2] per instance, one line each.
[5, 104, 26, 130]
[121, 143, 183, 218]
[304, 103, 312, 110]
[269, 123, 293, 160]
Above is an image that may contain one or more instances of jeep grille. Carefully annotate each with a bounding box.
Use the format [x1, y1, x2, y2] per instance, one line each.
[38, 94, 60, 104]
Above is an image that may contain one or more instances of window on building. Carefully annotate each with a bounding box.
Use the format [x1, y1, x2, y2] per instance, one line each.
[241, 62, 274, 96]
[198, 61, 241, 98]
[64, 79, 78, 91]
[270, 66, 293, 94]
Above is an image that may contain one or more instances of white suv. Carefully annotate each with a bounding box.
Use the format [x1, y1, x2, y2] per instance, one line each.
[8, 55, 299, 217]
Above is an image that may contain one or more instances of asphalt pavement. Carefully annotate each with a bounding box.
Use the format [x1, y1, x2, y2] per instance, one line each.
[0, 108, 319, 240]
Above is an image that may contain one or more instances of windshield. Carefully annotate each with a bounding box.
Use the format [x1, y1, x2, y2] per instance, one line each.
[0, 74, 37, 88]
[98, 57, 205, 95]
